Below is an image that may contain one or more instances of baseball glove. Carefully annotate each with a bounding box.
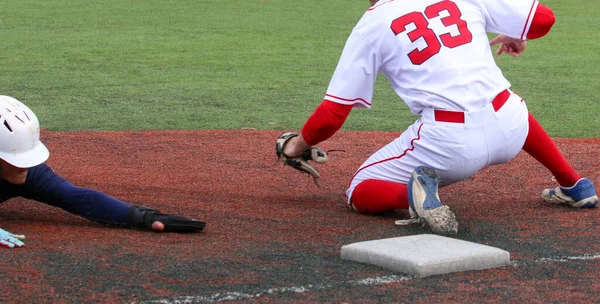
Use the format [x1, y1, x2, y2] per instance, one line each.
[128, 205, 206, 232]
[275, 132, 328, 184]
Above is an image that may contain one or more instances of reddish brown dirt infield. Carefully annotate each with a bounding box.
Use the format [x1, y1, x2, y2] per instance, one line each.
[0, 130, 599, 303]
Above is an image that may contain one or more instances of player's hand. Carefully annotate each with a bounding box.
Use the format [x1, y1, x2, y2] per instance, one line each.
[129, 206, 206, 232]
[0, 228, 25, 248]
[276, 132, 328, 184]
[490, 34, 526, 58]
[282, 133, 311, 157]
[151, 221, 165, 231]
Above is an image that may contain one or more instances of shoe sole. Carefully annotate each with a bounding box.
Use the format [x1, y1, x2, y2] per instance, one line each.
[408, 166, 458, 235]
[576, 198, 598, 208]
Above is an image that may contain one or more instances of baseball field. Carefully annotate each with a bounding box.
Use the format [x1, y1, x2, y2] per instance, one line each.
[1, 0, 599, 303]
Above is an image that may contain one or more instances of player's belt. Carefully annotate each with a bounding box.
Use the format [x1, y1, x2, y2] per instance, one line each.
[433, 89, 511, 124]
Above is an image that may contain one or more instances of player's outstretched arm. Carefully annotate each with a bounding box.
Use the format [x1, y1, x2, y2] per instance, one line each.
[0, 227, 25, 249]
[22, 164, 205, 233]
[47, 185, 206, 232]
[49, 185, 206, 233]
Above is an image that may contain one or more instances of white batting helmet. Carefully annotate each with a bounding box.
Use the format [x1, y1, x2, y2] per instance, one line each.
[0, 96, 49, 168]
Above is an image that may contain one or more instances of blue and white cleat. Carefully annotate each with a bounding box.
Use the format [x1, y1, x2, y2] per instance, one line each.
[541, 178, 598, 208]
[404, 166, 458, 235]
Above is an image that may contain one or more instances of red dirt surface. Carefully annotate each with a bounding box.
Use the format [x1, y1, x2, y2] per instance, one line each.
[0, 130, 599, 303]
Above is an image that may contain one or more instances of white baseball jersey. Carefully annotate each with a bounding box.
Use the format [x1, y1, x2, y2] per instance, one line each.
[325, 0, 539, 114]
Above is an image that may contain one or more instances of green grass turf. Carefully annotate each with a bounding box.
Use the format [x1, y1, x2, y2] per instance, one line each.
[0, 0, 597, 136]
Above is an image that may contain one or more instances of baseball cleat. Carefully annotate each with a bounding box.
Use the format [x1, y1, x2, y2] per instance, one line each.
[542, 178, 598, 208]
[406, 166, 458, 235]
[395, 206, 423, 226]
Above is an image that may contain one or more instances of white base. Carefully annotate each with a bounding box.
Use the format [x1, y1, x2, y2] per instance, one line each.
[341, 234, 510, 277]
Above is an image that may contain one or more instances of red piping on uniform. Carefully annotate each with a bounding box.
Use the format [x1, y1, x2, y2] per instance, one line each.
[325, 94, 372, 106]
[347, 123, 424, 192]
[520, 1, 537, 39]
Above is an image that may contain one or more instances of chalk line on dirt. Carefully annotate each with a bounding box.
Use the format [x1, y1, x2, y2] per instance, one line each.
[135, 253, 600, 304]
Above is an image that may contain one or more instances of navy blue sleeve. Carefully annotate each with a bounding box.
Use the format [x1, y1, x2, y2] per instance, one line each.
[19, 164, 133, 226]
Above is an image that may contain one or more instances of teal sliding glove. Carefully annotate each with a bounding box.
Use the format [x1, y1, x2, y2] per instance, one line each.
[0, 228, 25, 248]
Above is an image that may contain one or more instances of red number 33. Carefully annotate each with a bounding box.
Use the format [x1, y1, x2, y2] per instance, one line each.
[391, 0, 473, 65]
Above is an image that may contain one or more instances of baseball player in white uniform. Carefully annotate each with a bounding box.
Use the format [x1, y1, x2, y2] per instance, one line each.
[277, 0, 598, 234]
